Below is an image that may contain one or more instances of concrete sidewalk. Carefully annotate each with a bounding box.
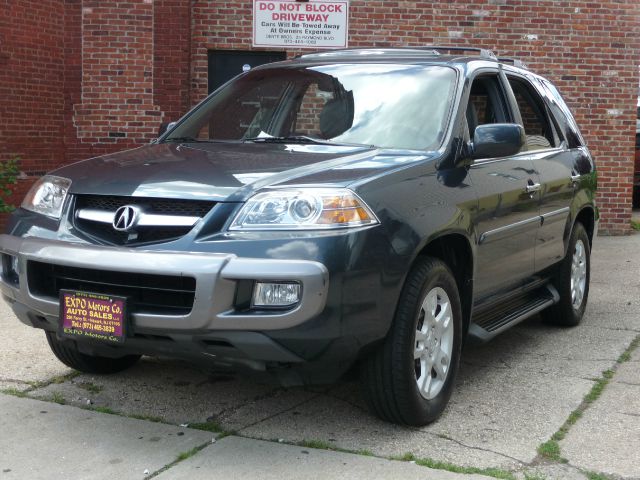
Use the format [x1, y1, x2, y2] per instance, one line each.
[1, 232, 639, 479]
[0, 395, 493, 480]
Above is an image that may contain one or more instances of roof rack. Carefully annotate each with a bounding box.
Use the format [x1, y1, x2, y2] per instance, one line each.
[498, 57, 528, 69]
[297, 48, 442, 59]
[421, 46, 497, 60]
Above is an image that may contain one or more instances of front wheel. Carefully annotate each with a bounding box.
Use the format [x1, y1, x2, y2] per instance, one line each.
[361, 257, 463, 426]
[46, 332, 141, 374]
[542, 222, 591, 326]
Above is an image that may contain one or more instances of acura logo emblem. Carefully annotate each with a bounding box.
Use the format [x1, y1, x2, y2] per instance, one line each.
[113, 205, 140, 232]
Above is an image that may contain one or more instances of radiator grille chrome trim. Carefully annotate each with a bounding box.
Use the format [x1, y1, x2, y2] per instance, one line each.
[76, 208, 200, 227]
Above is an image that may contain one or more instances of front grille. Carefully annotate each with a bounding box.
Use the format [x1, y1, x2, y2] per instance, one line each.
[28, 261, 196, 315]
[77, 195, 214, 217]
[73, 195, 215, 246]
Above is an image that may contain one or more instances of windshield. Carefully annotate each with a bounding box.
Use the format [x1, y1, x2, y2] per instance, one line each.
[165, 64, 457, 150]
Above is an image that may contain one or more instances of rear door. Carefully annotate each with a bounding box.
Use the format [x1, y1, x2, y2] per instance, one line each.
[504, 73, 575, 272]
[466, 73, 540, 300]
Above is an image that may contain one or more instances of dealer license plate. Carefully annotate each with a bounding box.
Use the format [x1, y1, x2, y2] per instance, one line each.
[59, 290, 127, 344]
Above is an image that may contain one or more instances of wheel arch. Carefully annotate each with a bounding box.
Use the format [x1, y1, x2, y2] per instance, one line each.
[413, 232, 474, 334]
[572, 205, 596, 248]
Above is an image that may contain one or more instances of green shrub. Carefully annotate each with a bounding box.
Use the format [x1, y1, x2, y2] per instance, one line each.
[0, 157, 20, 213]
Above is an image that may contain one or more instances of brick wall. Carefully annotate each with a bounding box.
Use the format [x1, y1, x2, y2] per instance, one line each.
[72, 0, 162, 146]
[0, 0, 67, 217]
[1, 0, 639, 233]
[154, 0, 192, 122]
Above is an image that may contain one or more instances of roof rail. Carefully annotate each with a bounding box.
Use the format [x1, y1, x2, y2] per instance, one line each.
[498, 57, 528, 69]
[297, 48, 442, 59]
[421, 46, 497, 60]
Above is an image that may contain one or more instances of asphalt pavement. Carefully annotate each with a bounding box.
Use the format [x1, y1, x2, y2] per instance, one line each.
[1, 232, 639, 480]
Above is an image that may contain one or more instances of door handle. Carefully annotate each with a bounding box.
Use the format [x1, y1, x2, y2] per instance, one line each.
[570, 173, 581, 186]
[525, 182, 541, 194]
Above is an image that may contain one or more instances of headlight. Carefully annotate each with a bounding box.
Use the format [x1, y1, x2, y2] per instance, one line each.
[229, 188, 379, 230]
[21, 175, 72, 219]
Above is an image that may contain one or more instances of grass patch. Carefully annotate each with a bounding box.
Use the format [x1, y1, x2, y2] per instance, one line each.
[188, 421, 225, 433]
[296, 439, 374, 458]
[584, 370, 613, 404]
[90, 406, 118, 415]
[84, 406, 165, 423]
[29, 372, 80, 389]
[524, 473, 547, 480]
[585, 471, 611, 480]
[355, 449, 374, 456]
[391, 452, 417, 461]
[618, 350, 632, 363]
[617, 335, 640, 363]
[128, 413, 165, 423]
[390, 453, 515, 479]
[146, 442, 211, 478]
[537, 440, 563, 462]
[300, 439, 336, 450]
[176, 446, 202, 461]
[51, 372, 80, 384]
[413, 458, 515, 479]
[552, 409, 583, 442]
[631, 219, 640, 231]
[50, 392, 66, 405]
[1, 388, 28, 398]
[76, 382, 103, 394]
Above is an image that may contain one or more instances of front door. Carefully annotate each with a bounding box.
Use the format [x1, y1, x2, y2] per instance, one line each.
[465, 74, 540, 300]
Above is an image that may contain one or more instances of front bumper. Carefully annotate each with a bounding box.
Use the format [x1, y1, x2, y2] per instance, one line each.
[0, 234, 329, 332]
[0, 234, 343, 380]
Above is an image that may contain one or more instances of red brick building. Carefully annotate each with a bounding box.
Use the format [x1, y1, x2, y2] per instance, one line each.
[1, 0, 639, 233]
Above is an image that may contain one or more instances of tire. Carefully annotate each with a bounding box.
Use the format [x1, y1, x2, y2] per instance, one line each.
[45, 331, 141, 374]
[542, 222, 590, 326]
[361, 256, 463, 426]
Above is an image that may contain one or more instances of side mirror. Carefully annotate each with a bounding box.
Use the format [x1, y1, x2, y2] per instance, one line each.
[158, 121, 177, 137]
[471, 123, 525, 160]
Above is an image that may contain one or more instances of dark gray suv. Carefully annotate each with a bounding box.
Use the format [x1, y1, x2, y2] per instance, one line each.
[0, 47, 597, 425]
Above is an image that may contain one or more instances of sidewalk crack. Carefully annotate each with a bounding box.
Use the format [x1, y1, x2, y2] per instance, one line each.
[235, 392, 324, 434]
[410, 429, 526, 465]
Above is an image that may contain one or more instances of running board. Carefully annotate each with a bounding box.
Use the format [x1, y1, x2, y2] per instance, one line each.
[467, 284, 559, 343]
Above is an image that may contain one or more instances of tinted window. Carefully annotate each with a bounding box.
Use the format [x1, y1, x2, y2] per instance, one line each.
[166, 64, 457, 150]
[508, 77, 558, 151]
[466, 75, 510, 136]
[538, 79, 585, 148]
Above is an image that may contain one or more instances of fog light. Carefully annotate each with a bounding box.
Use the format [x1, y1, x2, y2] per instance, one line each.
[2, 254, 19, 286]
[252, 282, 301, 308]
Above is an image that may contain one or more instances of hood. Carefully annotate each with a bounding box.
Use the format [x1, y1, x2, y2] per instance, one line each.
[54, 142, 433, 202]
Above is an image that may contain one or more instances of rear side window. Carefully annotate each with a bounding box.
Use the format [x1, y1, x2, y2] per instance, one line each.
[507, 77, 559, 151]
[538, 79, 585, 149]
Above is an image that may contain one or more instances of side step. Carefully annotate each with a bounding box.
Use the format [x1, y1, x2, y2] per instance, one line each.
[467, 284, 559, 343]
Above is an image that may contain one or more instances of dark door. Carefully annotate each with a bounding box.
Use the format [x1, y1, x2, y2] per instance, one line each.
[208, 50, 286, 94]
[465, 74, 540, 300]
[505, 74, 574, 272]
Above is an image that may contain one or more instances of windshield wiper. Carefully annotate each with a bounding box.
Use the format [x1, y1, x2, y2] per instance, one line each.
[163, 136, 204, 143]
[244, 135, 333, 144]
[244, 135, 373, 148]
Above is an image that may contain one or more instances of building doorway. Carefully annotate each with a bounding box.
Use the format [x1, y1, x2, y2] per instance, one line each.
[207, 50, 287, 94]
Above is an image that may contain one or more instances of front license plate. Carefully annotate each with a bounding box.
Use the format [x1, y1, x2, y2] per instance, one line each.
[59, 290, 127, 344]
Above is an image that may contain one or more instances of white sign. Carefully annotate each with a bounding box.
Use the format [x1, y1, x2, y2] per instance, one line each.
[253, 0, 349, 49]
